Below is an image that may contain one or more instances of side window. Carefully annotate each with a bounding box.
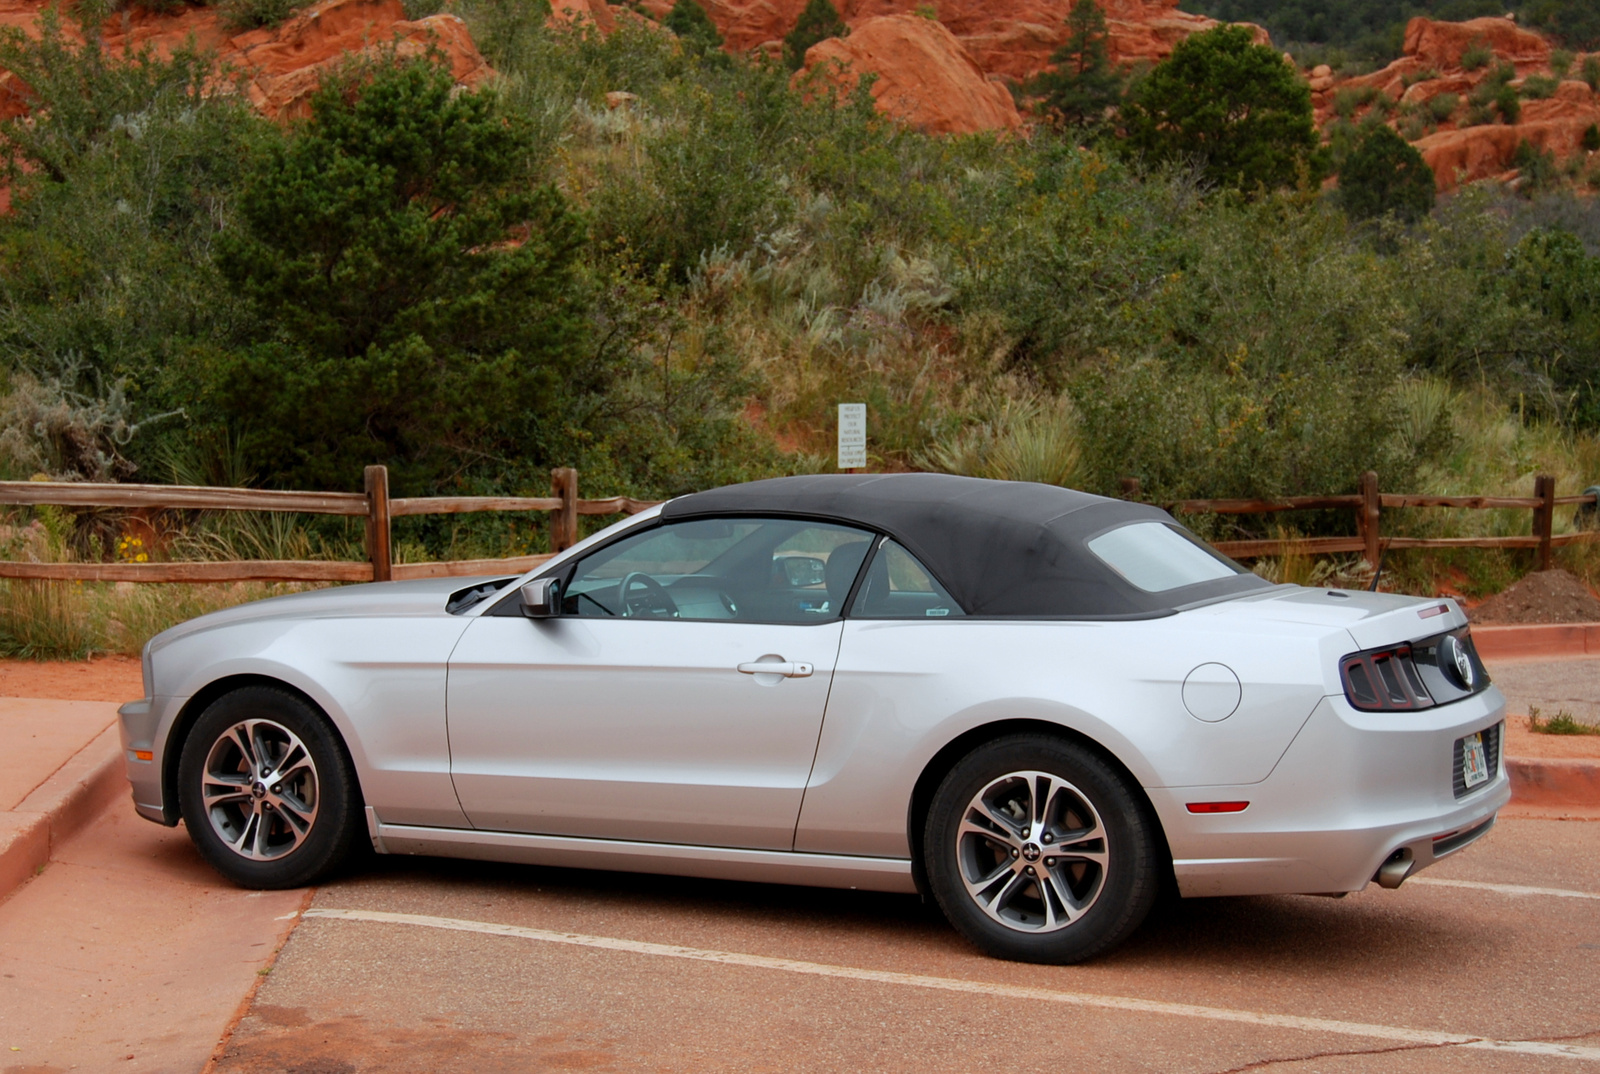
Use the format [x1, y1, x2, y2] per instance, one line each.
[562, 517, 873, 623]
[851, 540, 965, 619]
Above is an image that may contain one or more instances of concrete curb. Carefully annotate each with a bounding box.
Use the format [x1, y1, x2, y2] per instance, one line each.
[1506, 755, 1600, 815]
[1473, 623, 1600, 661]
[0, 726, 124, 902]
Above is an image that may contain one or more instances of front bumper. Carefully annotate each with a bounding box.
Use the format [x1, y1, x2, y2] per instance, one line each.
[118, 694, 189, 825]
[1152, 687, 1510, 898]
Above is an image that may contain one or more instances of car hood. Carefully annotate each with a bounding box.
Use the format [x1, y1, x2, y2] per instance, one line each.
[146, 576, 513, 654]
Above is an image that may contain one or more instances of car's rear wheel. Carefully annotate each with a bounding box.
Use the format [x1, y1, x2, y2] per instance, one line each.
[178, 686, 361, 889]
[924, 733, 1160, 964]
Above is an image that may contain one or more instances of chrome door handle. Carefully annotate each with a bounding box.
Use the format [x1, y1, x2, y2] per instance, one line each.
[737, 661, 813, 678]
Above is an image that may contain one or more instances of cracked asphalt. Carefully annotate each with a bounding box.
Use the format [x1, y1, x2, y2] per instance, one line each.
[201, 815, 1600, 1074]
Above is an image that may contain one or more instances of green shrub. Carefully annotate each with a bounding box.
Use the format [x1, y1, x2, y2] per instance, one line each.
[1402, 66, 1439, 87]
[1427, 92, 1460, 122]
[1520, 73, 1559, 98]
[213, 56, 592, 492]
[1460, 41, 1493, 70]
[1496, 83, 1522, 123]
[782, 0, 845, 71]
[1585, 54, 1600, 90]
[1339, 123, 1436, 221]
[1121, 25, 1322, 191]
[1584, 123, 1600, 151]
[664, 0, 724, 55]
[1551, 48, 1575, 77]
[217, 0, 302, 31]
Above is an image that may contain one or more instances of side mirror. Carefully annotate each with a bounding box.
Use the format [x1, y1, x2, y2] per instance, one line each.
[520, 577, 561, 618]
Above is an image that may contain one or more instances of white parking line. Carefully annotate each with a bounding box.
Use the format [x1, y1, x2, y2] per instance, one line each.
[1409, 878, 1600, 901]
[303, 908, 1600, 1063]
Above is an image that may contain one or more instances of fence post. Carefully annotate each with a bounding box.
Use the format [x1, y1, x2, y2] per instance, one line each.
[551, 467, 579, 553]
[364, 465, 392, 582]
[1533, 473, 1555, 572]
[1358, 470, 1381, 570]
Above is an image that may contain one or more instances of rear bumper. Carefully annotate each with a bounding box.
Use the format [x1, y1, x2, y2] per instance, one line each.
[1152, 688, 1510, 898]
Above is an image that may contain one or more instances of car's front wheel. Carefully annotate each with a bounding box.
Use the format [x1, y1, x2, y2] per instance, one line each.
[924, 733, 1161, 963]
[178, 686, 362, 888]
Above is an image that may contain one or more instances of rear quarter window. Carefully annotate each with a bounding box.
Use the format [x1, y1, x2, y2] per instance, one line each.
[1085, 522, 1239, 593]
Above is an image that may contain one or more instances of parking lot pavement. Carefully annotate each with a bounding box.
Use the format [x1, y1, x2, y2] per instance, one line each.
[208, 816, 1600, 1074]
[1485, 659, 1600, 724]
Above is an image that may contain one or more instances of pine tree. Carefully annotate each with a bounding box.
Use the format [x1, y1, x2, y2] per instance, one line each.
[1034, 0, 1123, 131]
[783, 0, 846, 71]
[664, 0, 724, 56]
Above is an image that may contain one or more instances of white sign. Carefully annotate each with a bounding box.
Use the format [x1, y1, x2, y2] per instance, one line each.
[837, 403, 867, 470]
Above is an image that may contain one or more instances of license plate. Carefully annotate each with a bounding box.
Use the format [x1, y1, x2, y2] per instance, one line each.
[1461, 732, 1489, 789]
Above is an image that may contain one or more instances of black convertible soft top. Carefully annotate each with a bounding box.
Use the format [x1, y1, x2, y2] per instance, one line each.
[661, 473, 1270, 618]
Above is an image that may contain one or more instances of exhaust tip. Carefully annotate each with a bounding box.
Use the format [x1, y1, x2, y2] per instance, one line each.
[1374, 848, 1414, 889]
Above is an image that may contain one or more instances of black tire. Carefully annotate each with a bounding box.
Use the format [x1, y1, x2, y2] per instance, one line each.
[177, 686, 363, 889]
[923, 733, 1161, 964]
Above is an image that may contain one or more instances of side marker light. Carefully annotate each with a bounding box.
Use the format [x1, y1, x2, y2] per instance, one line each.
[1186, 801, 1249, 814]
[133, 750, 153, 762]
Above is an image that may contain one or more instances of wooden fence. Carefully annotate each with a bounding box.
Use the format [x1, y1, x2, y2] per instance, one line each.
[1180, 471, 1597, 570]
[0, 466, 660, 584]
[0, 467, 1591, 584]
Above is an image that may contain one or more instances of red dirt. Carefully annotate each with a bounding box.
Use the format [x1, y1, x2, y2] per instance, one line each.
[0, 656, 143, 702]
[1468, 568, 1600, 625]
[1506, 713, 1600, 759]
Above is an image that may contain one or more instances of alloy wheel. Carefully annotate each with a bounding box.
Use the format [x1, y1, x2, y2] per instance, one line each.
[955, 769, 1109, 932]
[200, 718, 320, 861]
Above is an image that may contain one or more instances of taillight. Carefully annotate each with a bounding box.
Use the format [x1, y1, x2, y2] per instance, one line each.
[1341, 643, 1436, 712]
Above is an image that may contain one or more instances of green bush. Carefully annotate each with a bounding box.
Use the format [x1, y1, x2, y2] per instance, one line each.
[213, 56, 592, 492]
[1339, 123, 1436, 221]
[1496, 83, 1522, 123]
[217, 0, 302, 31]
[1427, 92, 1460, 122]
[1551, 48, 1576, 77]
[1121, 25, 1323, 191]
[1584, 54, 1600, 90]
[782, 0, 845, 71]
[1460, 41, 1493, 70]
[663, 0, 724, 56]
[1520, 73, 1559, 98]
[1584, 123, 1600, 151]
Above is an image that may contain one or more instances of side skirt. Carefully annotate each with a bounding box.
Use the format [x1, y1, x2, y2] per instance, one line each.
[374, 821, 919, 894]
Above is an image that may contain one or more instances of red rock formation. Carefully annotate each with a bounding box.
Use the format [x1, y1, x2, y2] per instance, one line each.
[1405, 15, 1550, 71]
[551, 0, 618, 35]
[644, 0, 1261, 81]
[798, 13, 1021, 134]
[0, 0, 492, 123]
[1310, 13, 1599, 191]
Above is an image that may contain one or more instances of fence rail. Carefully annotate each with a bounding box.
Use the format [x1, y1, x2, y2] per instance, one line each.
[1182, 471, 1598, 568]
[0, 466, 662, 584]
[0, 467, 1592, 584]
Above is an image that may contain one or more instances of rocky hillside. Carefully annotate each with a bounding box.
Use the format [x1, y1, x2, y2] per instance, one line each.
[0, 0, 1592, 189]
[1317, 16, 1600, 190]
[0, 0, 490, 121]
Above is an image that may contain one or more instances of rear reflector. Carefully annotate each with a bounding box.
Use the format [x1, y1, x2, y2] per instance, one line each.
[133, 750, 153, 761]
[1186, 801, 1249, 814]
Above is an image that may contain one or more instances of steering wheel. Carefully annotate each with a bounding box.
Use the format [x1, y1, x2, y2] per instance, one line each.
[619, 572, 679, 618]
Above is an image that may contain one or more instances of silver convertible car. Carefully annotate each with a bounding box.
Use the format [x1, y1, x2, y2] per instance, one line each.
[118, 474, 1509, 963]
